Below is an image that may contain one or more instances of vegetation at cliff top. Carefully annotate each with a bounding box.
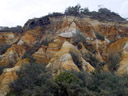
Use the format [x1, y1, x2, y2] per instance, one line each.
[64, 4, 126, 22]
[23, 4, 126, 31]
[0, 4, 126, 32]
[0, 26, 22, 33]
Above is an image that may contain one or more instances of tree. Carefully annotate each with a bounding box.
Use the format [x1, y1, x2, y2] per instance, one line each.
[9, 62, 51, 96]
[65, 4, 81, 16]
[81, 7, 89, 14]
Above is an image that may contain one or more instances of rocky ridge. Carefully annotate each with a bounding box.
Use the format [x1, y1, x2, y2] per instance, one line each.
[0, 15, 128, 95]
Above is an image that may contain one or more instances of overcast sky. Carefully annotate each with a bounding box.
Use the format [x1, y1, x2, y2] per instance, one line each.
[0, 0, 128, 27]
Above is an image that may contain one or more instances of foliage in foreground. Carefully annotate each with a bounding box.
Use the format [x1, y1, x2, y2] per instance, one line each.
[8, 62, 128, 96]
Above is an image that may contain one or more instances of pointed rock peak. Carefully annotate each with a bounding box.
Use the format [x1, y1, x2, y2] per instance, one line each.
[59, 41, 81, 57]
[61, 41, 77, 50]
[70, 22, 76, 28]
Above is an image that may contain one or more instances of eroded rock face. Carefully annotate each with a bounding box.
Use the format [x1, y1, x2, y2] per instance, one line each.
[117, 49, 128, 75]
[18, 27, 42, 46]
[114, 38, 128, 74]
[106, 37, 128, 74]
[0, 58, 29, 96]
[0, 70, 18, 96]
[107, 37, 128, 55]
[32, 45, 49, 64]
[0, 32, 20, 45]
[47, 41, 94, 76]
[46, 37, 66, 59]
[0, 15, 128, 95]
[0, 44, 26, 66]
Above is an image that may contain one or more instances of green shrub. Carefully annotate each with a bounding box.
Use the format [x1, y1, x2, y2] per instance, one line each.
[70, 70, 91, 87]
[82, 52, 99, 68]
[47, 12, 64, 17]
[70, 51, 82, 70]
[9, 63, 51, 96]
[9, 66, 128, 96]
[55, 71, 81, 84]
[108, 53, 120, 72]
[0, 26, 22, 33]
[55, 71, 95, 96]
[55, 71, 128, 96]
[7, 91, 16, 96]
[88, 72, 128, 96]
[72, 30, 86, 45]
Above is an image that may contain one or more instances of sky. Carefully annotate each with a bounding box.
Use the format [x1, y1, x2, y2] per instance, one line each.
[0, 0, 128, 27]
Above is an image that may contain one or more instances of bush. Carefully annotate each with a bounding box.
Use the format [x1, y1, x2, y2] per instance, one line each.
[65, 4, 81, 16]
[9, 66, 128, 96]
[47, 12, 64, 17]
[10, 65, 96, 96]
[55, 71, 128, 96]
[9, 62, 51, 96]
[0, 26, 22, 33]
[82, 52, 99, 68]
[55, 71, 81, 84]
[72, 30, 86, 45]
[88, 72, 128, 96]
[55, 71, 95, 96]
[108, 53, 120, 72]
[7, 91, 16, 96]
[70, 51, 82, 70]
[70, 70, 91, 87]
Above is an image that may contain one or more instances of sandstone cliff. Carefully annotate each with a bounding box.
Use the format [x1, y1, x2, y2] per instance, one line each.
[0, 15, 128, 95]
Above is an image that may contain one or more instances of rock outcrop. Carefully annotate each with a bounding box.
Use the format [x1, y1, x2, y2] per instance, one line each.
[0, 15, 128, 95]
[0, 44, 26, 66]
[0, 32, 20, 45]
[0, 58, 29, 96]
[32, 45, 49, 64]
[47, 41, 95, 76]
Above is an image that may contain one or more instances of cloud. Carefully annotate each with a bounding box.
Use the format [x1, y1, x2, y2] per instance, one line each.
[119, 0, 128, 18]
[0, 0, 127, 27]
